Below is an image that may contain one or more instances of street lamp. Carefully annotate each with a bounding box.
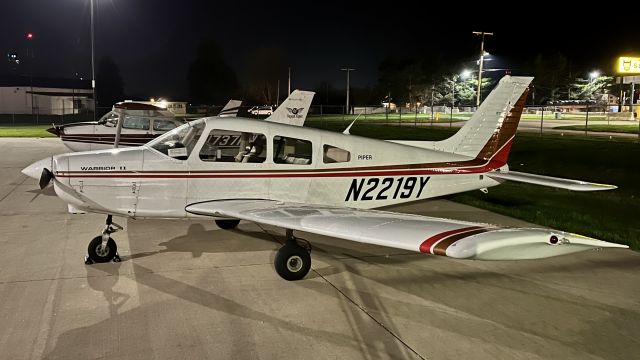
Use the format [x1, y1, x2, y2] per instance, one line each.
[589, 71, 600, 83]
[472, 31, 493, 107]
[340, 68, 355, 115]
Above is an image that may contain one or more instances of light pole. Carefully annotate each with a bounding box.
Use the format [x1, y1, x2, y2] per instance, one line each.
[472, 31, 493, 107]
[26, 32, 34, 115]
[287, 67, 291, 96]
[91, 0, 96, 120]
[340, 68, 355, 115]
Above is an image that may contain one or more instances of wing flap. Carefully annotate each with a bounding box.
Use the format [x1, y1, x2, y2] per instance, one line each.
[186, 200, 627, 259]
[488, 170, 617, 191]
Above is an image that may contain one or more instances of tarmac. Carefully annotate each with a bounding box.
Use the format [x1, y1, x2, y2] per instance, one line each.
[1, 137, 639, 360]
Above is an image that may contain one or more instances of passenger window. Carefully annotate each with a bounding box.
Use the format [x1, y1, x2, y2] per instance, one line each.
[123, 116, 150, 130]
[273, 136, 312, 165]
[153, 119, 178, 131]
[199, 129, 267, 163]
[323, 145, 350, 163]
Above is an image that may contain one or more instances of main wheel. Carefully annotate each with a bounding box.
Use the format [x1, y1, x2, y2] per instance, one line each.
[215, 219, 240, 229]
[87, 236, 118, 263]
[274, 241, 311, 281]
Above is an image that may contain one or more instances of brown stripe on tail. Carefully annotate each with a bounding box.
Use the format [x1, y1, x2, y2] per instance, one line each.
[475, 88, 530, 165]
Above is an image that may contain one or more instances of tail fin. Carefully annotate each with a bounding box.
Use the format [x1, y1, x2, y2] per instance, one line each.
[218, 99, 242, 117]
[436, 76, 532, 163]
[266, 90, 315, 126]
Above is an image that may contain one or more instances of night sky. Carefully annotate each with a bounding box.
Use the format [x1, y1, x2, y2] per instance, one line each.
[2, 0, 638, 100]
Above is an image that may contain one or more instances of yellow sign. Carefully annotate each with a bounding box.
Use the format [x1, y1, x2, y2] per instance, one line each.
[618, 57, 640, 74]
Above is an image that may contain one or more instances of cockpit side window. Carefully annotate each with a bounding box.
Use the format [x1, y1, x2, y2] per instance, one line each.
[323, 145, 350, 163]
[273, 136, 312, 165]
[149, 120, 205, 160]
[199, 129, 267, 163]
[123, 116, 150, 130]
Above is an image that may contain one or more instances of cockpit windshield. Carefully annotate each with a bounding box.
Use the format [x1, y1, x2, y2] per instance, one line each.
[147, 119, 205, 159]
[98, 111, 119, 127]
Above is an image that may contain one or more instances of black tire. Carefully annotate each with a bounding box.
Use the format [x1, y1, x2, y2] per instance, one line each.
[274, 242, 311, 281]
[215, 219, 240, 229]
[87, 236, 118, 263]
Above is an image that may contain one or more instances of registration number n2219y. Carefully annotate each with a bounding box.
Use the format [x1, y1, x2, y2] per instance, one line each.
[345, 176, 430, 201]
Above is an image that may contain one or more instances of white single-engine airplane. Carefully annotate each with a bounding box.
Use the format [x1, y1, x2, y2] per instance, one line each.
[23, 77, 627, 280]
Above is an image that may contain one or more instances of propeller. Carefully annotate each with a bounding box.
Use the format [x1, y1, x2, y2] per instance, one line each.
[39, 168, 53, 189]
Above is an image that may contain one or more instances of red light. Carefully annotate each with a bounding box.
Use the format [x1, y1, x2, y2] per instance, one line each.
[26, 33, 33, 40]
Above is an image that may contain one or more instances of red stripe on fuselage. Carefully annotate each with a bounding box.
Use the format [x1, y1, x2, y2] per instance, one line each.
[54, 135, 515, 179]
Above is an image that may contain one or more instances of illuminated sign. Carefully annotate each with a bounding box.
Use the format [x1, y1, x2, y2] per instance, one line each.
[618, 57, 640, 74]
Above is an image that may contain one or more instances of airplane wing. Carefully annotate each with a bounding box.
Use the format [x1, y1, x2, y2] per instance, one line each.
[266, 90, 315, 126]
[218, 99, 242, 117]
[488, 170, 617, 191]
[185, 199, 626, 260]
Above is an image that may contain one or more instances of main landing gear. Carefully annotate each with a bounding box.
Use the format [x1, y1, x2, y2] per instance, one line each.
[274, 229, 312, 281]
[85, 215, 122, 264]
[214, 220, 312, 280]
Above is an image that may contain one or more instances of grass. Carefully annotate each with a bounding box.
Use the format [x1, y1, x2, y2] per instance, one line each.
[0, 126, 54, 137]
[554, 124, 640, 134]
[308, 121, 640, 250]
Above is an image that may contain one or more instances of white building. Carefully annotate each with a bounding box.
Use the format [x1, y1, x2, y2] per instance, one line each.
[0, 76, 94, 115]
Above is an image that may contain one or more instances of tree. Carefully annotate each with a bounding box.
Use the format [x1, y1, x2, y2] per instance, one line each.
[571, 76, 613, 101]
[96, 56, 125, 108]
[431, 74, 492, 106]
[187, 38, 238, 105]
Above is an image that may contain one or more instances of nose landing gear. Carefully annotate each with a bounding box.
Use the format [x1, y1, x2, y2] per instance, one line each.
[84, 215, 122, 264]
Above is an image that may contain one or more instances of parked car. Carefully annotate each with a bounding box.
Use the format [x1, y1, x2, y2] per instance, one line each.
[249, 105, 273, 116]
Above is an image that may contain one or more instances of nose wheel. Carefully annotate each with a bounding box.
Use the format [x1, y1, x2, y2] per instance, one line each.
[85, 215, 122, 264]
[274, 230, 312, 281]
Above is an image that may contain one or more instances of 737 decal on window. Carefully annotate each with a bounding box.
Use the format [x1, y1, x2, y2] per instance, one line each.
[345, 176, 430, 201]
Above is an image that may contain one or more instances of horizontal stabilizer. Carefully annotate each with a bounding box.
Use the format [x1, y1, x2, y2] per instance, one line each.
[488, 170, 617, 191]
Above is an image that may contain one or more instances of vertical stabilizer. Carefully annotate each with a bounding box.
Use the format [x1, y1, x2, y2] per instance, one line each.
[266, 90, 315, 126]
[218, 99, 242, 117]
[436, 76, 532, 161]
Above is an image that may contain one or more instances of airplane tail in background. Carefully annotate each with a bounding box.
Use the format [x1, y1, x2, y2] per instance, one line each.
[218, 99, 242, 117]
[266, 90, 315, 126]
[435, 75, 532, 163]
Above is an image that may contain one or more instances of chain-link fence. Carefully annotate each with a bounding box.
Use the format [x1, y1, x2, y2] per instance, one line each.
[1, 103, 638, 138]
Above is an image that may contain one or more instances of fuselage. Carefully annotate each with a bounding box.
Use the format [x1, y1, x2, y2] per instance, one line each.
[45, 117, 505, 218]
